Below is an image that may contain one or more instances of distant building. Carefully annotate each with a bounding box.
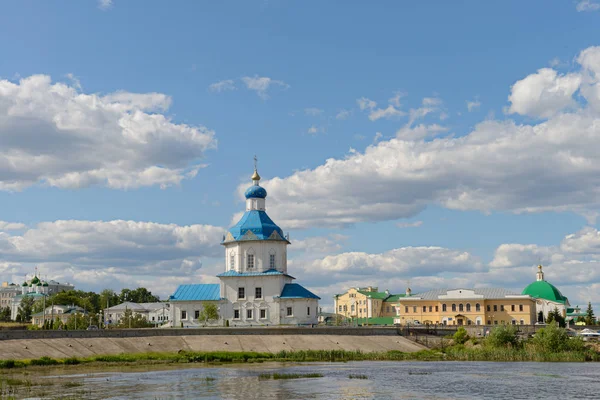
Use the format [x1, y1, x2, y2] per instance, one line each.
[333, 286, 408, 324]
[31, 305, 87, 327]
[103, 301, 170, 327]
[169, 165, 320, 327]
[10, 274, 75, 320]
[0, 282, 22, 309]
[521, 265, 570, 322]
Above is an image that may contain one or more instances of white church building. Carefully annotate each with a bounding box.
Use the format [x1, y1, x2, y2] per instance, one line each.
[169, 165, 320, 326]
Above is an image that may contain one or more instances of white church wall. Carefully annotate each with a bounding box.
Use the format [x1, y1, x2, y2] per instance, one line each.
[170, 300, 222, 328]
[224, 241, 288, 274]
[278, 298, 319, 325]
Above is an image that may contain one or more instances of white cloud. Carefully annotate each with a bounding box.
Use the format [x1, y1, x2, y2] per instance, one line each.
[336, 109, 351, 120]
[208, 79, 236, 93]
[368, 105, 405, 121]
[356, 97, 376, 111]
[307, 125, 321, 135]
[0, 222, 26, 231]
[466, 98, 481, 112]
[396, 220, 423, 228]
[290, 234, 348, 256]
[0, 75, 216, 191]
[242, 47, 600, 229]
[576, 0, 600, 11]
[389, 92, 405, 108]
[304, 108, 323, 116]
[98, 0, 113, 10]
[507, 68, 581, 118]
[241, 75, 289, 99]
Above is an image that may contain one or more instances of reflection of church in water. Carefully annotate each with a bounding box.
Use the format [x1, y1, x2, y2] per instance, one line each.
[169, 162, 320, 326]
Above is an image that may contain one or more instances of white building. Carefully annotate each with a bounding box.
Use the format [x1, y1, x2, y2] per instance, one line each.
[169, 165, 320, 326]
[10, 274, 75, 320]
[104, 301, 170, 327]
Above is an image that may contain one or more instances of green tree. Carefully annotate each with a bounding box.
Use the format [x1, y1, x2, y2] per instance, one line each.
[198, 302, 219, 323]
[585, 302, 595, 325]
[99, 289, 119, 309]
[64, 312, 86, 330]
[43, 290, 99, 313]
[115, 308, 153, 328]
[486, 325, 519, 348]
[119, 287, 160, 303]
[17, 295, 36, 322]
[453, 326, 470, 345]
[547, 307, 566, 328]
[0, 306, 11, 322]
[531, 324, 584, 353]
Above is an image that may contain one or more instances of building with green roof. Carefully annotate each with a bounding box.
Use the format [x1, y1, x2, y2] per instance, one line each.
[334, 286, 411, 320]
[521, 265, 570, 322]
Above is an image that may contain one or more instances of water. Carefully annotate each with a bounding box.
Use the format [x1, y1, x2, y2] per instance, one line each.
[38, 361, 600, 399]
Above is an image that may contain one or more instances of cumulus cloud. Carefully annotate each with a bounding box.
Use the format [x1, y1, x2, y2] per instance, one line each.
[241, 75, 289, 99]
[0, 75, 216, 191]
[98, 0, 113, 10]
[0, 221, 26, 231]
[356, 97, 376, 111]
[208, 79, 236, 92]
[238, 47, 600, 229]
[336, 109, 351, 120]
[368, 105, 405, 121]
[466, 98, 481, 112]
[576, 0, 600, 11]
[396, 220, 423, 228]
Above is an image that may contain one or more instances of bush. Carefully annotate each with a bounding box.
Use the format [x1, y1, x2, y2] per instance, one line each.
[453, 327, 470, 345]
[29, 356, 59, 366]
[486, 325, 519, 348]
[531, 324, 585, 353]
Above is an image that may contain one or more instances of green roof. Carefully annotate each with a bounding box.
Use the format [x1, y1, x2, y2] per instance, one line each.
[357, 290, 390, 300]
[385, 294, 407, 302]
[351, 317, 396, 326]
[522, 280, 568, 304]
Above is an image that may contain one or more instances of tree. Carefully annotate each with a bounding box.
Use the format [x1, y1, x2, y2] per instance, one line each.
[100, 289, 120, 309]
[199, 302, 219, 323]
[17, 295, 36, 322]
[531, 324, 584, 353]
[453, 326, 470, 345]
[0, 306, 11, 322]
[115, 308, 153, 328]
[119, 287, 160, 304]
[486, 325, 519, 348]
[547, 307, 566, 328]
[586, 302, 595, 325]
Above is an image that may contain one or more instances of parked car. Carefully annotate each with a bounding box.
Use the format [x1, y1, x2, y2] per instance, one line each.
[86, 325, 99, 331]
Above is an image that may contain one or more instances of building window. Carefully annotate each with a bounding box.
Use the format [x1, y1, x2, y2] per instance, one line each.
[452, 304, 456, 312]
[343, 305, 347, 312]
[230, 253, 235, 269]
[247, 254, 255, 269]
[413, 306, 417, 313]
[269, 254, 276, 269]
[181, 311, 187, 320]
[520, 319, 524, 325]
[442, 304, 447, 312]
[339, 305, 342, 312]
[247, 309, 253, 319]
[487, 305, 491, 312]
[494, 321, 498, 325]
[260, 309, 267, 319]
[233, 309, 240, 319]
[194, 310, 200, 319]
[435, 306, 439, 312]
[500, 305, 505, 312]
[511, 320, 516, 325]
[493, 305, 498, 312]
[459, 304, 464, 312]
[466, 303, 471, 312]
[351, 305, 355, 312]
[238, 287, 245, 300]
[386, 306, 390, 312]
[423, 306, 427, 313]
[519, 304, 523, 312]
[511, 304, 515, 312]
[487, 320, 491, 325]
[476, 303, 481, 312]
[405, 306, 408, 313]
[287, 307, 293, 317]
[255, 287, 262, 299]
[307, 307, 310, 315]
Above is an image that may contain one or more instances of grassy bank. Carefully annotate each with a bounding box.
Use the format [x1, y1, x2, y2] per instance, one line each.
[1, 344, 599, 370]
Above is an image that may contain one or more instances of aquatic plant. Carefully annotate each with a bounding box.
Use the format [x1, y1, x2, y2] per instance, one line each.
[348, 374, 368, 379]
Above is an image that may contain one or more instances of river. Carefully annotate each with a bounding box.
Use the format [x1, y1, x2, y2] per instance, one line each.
[25, 361, 600, 399]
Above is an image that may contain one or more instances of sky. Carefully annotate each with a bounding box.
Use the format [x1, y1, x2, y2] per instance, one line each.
[1, 1, 600, 311]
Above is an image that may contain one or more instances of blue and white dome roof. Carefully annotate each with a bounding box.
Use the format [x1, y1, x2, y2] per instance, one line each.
[244, 185, 267, 199]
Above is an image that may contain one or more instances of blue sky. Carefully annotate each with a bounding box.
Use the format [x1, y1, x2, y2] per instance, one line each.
[1, 1, 600, 310]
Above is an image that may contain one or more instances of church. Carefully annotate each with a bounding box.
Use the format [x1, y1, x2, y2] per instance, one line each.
[169, 164, 320, 326]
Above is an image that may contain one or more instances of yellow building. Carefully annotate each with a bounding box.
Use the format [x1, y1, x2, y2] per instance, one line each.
[396, 288, 536, 326]
[333, 286, 409, 321]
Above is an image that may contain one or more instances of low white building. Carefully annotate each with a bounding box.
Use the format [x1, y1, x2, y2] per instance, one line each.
[169, 285, 222, 327]
[169, 164, 320, 327]
[104, 301, 170, 326]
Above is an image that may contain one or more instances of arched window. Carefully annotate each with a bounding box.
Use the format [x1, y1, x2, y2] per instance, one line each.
[466, 303, 471, 312]
[476, 303, 481, 312]
[451, 304, 456, 312]
[442, 304, 447, 312]
[229, 252, 235, 269]
[247, 248, 255, 269]
[459, 304, 464, 312]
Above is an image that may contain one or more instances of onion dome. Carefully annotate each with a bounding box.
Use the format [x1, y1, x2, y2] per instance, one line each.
[30, 276, 40, 285]
[244, 185, 267, 199]
[42, 282, 49, 287]
[22, 281, 28, 287]
[522, 281, 568, 304]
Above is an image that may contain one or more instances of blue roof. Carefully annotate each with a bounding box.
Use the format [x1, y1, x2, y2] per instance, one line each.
[226, 210, 286, 242]
[279, 283, 321, 300]
[169, 284, 221, 301]
[245, 185, 267, 199]
[217, 269, 295, 279]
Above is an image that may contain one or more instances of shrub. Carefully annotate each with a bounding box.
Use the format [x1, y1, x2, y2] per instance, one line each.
[486, 325, 519, 348]
[29, 356, 59, 366]
[531, 324, 585, 353]
[453, 327, 470, 345]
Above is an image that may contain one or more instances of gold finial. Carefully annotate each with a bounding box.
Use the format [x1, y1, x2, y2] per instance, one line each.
[251, 155, 260, 181]
[538, 264, 543, 270]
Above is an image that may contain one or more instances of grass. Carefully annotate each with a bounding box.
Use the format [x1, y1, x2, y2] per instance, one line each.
[348, 374, 368, 379]
[259, 372, 324, 380]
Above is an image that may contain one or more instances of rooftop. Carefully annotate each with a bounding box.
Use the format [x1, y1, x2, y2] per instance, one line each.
[278, 283, 320, 300]
[169, 284, 221, 302]
[217, 269, 295, 279]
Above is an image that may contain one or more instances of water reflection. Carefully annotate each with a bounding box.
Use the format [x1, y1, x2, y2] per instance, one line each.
[38, 361, 600, 399]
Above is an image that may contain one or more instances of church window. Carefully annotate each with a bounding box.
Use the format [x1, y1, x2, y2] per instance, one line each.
[230, 253, 235, 269]
[476, 303, 481, 312]
[233, 309, 240, 319]
[247, 254, 255, 269]
[459, 304, 463, 312]
[247, 309, 253, 319]
[452, 304, 456, 312]
[466, 304, 471, 312]
[442, 304, 447, 312]
[255, 287, 262, 299]
[260, 309, 266, 319]
[238, 287, 245, 300]
[519, 304, 523, 312]
[269, 254, 276, 269]
[286, 307, 293, 317]
[307, 307, 310, 315]
[194, 310, 200, 319]
[181, 311, 187, 320]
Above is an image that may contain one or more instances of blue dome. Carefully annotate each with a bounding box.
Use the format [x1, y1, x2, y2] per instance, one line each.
[245, 185, 267, 199]
[226, 210, 285, 241]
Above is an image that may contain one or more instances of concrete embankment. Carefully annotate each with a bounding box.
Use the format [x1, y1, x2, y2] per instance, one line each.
[0, 335, 425, 359]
